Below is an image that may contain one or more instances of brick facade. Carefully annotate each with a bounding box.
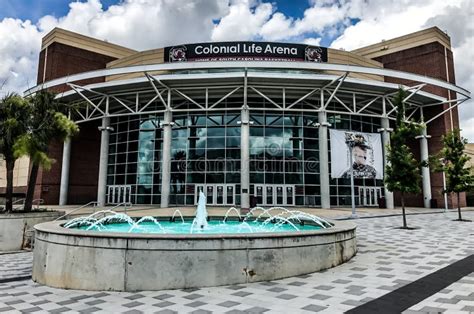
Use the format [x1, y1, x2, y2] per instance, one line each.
[374, 42, 466, 208]
[31, 43, 116, 205]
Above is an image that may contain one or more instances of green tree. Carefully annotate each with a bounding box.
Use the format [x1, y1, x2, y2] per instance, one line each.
[0, 94, 29, 213]
[430, 129, 473, 221]
[385, 88, 423, 228]
[14, 90, 79, 212]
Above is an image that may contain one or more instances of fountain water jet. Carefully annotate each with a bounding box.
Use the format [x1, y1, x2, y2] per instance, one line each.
[192, 191, 208, 230]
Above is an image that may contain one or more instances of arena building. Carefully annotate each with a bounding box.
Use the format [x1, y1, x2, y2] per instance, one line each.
[1, 26, 470, 210]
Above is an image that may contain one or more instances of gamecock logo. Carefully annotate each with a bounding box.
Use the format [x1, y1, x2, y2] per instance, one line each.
[305, 47, 323, 62]
[169, 46, 187, 62]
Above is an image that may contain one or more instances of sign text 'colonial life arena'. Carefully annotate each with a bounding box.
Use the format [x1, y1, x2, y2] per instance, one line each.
[164, 42, 328, 63]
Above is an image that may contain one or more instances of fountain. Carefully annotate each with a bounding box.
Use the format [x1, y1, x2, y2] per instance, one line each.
[192, 191, 208, 230]
[32, 193, 357, 291]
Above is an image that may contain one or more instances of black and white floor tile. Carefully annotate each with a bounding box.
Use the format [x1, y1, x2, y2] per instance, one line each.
[0, 211, 472, 313]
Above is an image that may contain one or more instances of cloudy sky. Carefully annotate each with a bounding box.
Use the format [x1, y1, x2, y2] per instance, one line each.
[0, 0, 473, 139]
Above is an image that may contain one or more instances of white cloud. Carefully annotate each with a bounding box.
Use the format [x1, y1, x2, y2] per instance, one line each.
[303, 37, 322, 46]
[422, 1, 474, 140]
[38, 0, 228, 49]
[0, 18, 42, 94]
[211, 1, 273, 41]
[293, 3, 347, 35]
[0, 0, 229, 96]
[259, 12, 295, 40]
[329, 1, 460, 50]
[328, 0, 473, 140]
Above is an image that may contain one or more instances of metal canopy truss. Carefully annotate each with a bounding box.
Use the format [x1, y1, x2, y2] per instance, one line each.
[34, 61, 469, 125]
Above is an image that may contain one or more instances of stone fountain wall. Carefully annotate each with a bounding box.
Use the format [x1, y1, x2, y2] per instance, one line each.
[32, 220, 356, 291]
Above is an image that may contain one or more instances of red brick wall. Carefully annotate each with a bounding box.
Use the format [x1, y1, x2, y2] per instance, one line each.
[67, 120, 102, 205]
[31, 43, 116, 205]
[374, 42, 465, 208]
[37, 42, 116, 91]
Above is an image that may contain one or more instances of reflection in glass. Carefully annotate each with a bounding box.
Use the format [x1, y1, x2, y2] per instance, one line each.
[137, 120, 156, 186]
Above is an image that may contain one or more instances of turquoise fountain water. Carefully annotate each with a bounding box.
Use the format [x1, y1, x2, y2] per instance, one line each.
[64, 193, 332, 234]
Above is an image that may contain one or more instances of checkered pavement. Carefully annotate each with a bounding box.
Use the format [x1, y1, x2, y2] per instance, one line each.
[0, 211, 472, 313]
[0, 252, 32, 281]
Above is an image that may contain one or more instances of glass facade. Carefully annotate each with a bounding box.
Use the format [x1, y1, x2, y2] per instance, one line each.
[327, 113, 384, 207]
[106, 105, 384, 207]
[169, 111, 242, 205]
[107, 114, 163, 204]
[249, 111, 320, 206]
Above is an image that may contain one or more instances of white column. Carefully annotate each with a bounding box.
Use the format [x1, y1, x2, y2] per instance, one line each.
[240, 108, 250, 211]
[381, 117, 394, 209]
[419, 127, 432, 208]
[59, 139, 71, 206]
[160, 110, 172, 208]
[97, 117, 111, 207]
[318, 111, 330, 209]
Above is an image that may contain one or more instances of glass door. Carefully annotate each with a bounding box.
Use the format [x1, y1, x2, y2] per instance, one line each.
[276, 185, 284, 205]
[107, 186, 114, 204]
[107, 185, 131, 204]
[358, 187, 381, 207]
[206, 186, 214, 204]
[226, 185, 234, 205]
[286, 186, 294, 206]
[216, 185, 224, 205]
[266, 186, 273, 206]
[255, 185, 263, 205]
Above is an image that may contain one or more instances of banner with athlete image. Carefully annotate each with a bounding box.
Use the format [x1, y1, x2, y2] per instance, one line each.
[329, 129, 383, 179]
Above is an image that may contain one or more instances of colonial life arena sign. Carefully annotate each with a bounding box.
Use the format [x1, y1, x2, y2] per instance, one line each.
[164, 42, 328, 63]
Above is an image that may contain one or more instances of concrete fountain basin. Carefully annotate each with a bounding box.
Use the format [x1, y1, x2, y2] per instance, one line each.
[32, 218, 357, 291]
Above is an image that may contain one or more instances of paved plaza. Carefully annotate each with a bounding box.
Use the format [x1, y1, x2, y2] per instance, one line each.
[0, 210, 473, 313]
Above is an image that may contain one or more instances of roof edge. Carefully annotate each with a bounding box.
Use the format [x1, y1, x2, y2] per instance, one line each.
[352, 26, 452, 59]
[41, 27, 137, 59]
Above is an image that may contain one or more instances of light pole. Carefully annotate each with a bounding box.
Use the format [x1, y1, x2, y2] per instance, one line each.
[440, 158, 448, 212]
[345, 135, 358, 219]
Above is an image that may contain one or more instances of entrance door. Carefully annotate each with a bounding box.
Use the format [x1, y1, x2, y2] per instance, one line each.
[358, 187, 382, 206]
[255, 185, 264, 205]
[206, 186, 214, 204]
[107, 185, 131, 204]
[216, 185, 224, 205]
[266, 186, 274, 205]
[286, 186, 294, 206]
[254, 184, 295, 206]
[275, 185, 284, 206]
[195, 184, 235, 205]
[226, 185, 234, 205]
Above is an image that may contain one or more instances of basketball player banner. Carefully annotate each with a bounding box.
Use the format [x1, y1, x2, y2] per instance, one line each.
[329, 129, 384, 179]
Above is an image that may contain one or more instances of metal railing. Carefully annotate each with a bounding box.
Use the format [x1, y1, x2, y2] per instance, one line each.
[107, 202, 133, 214]
[32, 198, 44, 209]
[55, 201, 98, 221]
[54, 201, 133, 221]
[12, 198, 26, 211]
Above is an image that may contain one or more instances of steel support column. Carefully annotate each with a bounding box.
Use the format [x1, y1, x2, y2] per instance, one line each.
[240, 108, 250, 211]
[59, 139, 71, 206]
[240, 69, 250, 212]
[419, 127, 432, 208]
[160, 109, 173, 208]
[97, 117, 111, 207]
[318, 110, 330, 209]
[381, 117, 394, 209]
